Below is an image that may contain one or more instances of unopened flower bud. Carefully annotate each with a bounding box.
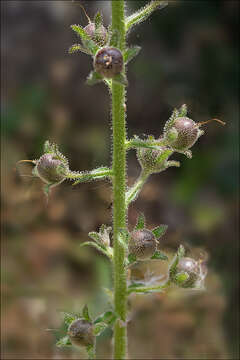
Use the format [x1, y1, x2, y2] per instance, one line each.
[137, 144, 166, 173]
[94, 47, 123, 78]
[35, 153, 67, 185]
[128, 229, 157, 260]
[171, 257, 201, 288]
[68, 319, 94, 348]
[164, 117, 200, 151]
[84, 23, 107, 46]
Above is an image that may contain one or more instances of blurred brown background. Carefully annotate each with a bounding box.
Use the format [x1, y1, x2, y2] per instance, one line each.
[1, 1, 239, 359]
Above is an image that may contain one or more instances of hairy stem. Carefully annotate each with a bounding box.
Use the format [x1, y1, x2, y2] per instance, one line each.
[125, 0, 168, 32]
[111, 1, 127, 359]
[126, 170, 150, 207]
[86, 342, 96, 360]
[128, 279, 171, 294]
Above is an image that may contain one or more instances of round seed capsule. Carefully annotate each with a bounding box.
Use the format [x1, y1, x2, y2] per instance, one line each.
[128, 229, 157, 260]
[36, 153, 67, 185]
[173, 257, 200, 288]
[168, 117, 199, 150]
[68, 319, 94, 348]
[94, 47, 123, 78]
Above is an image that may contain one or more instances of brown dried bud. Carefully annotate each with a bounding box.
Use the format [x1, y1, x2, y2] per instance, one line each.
[94, 47, 123, 78]
[68, 319, 94, 348]
[128, 229, 157, 260]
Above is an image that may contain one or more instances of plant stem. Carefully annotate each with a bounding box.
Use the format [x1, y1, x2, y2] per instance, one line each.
[126, 170, 150, 207]
[86, 343, 96, 360]
[111, 1, 127, 359]
[125, 0, 168, 32]
[128, 279, 171, 294]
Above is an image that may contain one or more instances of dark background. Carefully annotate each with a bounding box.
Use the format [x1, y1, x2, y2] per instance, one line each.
[1, 1, 239, 359]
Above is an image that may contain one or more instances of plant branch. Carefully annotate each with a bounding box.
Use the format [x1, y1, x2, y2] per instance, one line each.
[128, 279, 171, 294]
[125, 0, 168, 33]
[126, 170, 150, 207]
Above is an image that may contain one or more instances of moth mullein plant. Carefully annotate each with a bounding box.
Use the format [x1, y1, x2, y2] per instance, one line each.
[20, 1, 225, 359]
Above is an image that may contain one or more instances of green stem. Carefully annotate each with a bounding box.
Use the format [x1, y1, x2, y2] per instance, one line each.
[125, 0, 168, 32]
[67, 170, 112, 179]
[126, 170, 150, 207]
[111, 1, 127, 359]
[86, 342, 96, 359]
[125, 138, 167, 150]
[128, 280, 171, 294]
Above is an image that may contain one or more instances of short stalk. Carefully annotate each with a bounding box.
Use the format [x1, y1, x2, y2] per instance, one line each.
[126, 170, 150, 207]
[128, 279, 171, 294]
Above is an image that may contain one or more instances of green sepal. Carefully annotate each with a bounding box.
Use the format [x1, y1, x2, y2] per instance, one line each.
[43, 184, 51, 200]
[135, 213, 145, 230]
[169, 245, 185, 279]
[163, 108, 179, 133]
[82, 304, 91, 322]
[178, 103, 188, 117]
[124, 46, 141, 64]
[151, 250, 168, 260]
[56, 335, 72, 347]
[68, 43, 91, 55]
[94, 310, 117, 326]
[88, 231, 101, 243]
[152, 224, 168, 239]
[94, 11, 103, 30]
[62, 311, 80, 326]
[86, 71, 104, 86]
[175, 271, 189, 284]
[93, 322, 108, 336]
[127, 253, 137, 265]
[112, 73, 128, 86]
[70, 24, 99, 54]
[71, 24, 89, 40]
[156, 149, 173, 165]
[80, 241, 112, 259]
[166, 127, 178, 143]
[43, 141, 69, 165]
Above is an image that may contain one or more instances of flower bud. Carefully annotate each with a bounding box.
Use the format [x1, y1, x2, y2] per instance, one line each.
[84, 23, 107, 46]
[137, 143, 167, 173]
[165, 117, 200, 151]
[68, 319, 95, 348]
[171, 257, 201, 288]
[94, 47, 123, 78]
[128, 229, 157, 260]
[35, 153, 67, 185]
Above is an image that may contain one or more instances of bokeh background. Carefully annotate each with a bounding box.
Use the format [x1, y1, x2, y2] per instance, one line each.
[1, 0, 239, 359]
